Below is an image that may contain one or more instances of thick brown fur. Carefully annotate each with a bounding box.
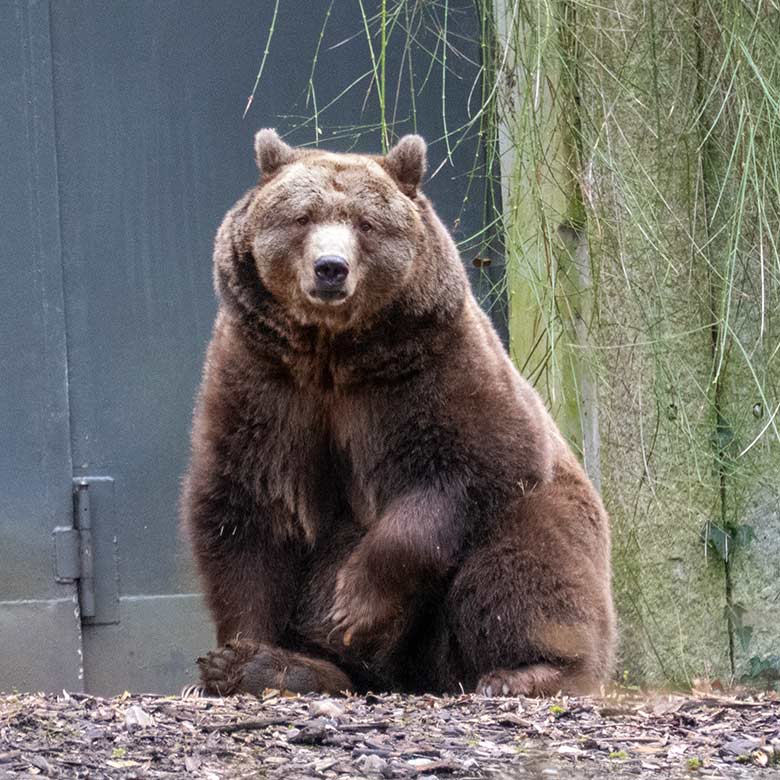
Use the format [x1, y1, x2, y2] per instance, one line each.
[182, 130, 616, 698]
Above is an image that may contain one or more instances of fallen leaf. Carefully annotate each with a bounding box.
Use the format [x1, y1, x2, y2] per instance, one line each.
[184, 755, 202, 772]
[309, 699, 345, 720]
[125, 704, 153, 729]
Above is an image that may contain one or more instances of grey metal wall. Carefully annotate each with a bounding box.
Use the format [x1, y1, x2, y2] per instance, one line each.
[0, 0, 503, 695]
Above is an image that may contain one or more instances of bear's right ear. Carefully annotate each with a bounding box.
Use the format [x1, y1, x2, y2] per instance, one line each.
[383, 135, 427, 196]
[254, 128, 295, 178]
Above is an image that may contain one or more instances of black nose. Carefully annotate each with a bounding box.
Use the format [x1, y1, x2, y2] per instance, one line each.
[314, 255, 349, 287]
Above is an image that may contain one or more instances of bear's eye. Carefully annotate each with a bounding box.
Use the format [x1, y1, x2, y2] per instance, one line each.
[296, 215, 310, 226]
[359, 220, 373, 233]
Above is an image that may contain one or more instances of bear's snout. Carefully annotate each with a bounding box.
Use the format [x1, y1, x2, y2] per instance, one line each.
[304, 224, 357, 305]
[314, 255, 349, 293]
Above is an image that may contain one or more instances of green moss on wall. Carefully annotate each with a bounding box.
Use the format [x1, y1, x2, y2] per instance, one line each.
[495, 0, 780, 686]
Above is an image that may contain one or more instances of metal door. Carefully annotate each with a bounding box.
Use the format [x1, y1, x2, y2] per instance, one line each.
[0, 0, 83, 692]
[1, 0, 503, 694]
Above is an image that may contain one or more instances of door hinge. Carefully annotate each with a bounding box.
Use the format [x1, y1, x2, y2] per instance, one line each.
[52, 477, 119, 625]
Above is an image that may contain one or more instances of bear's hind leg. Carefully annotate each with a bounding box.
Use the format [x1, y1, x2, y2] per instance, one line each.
[198, 640, 353, 696]
[448, 543, 609, 697]
[447, 472, 615, 697]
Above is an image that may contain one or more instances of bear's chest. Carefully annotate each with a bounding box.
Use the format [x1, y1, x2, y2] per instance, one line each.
[328, 396, 383, 529]
[242, 383, 383, 540]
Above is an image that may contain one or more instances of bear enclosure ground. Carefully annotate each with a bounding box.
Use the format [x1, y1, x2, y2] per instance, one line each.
[1, 689, 778, 779]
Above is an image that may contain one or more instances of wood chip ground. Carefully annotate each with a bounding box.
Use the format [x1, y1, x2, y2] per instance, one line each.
[1, 688, 778, 778]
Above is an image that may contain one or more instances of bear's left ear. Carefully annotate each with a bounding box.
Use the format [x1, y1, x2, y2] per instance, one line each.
[383, 135, 427, 195]
[254, 128, 295, 178]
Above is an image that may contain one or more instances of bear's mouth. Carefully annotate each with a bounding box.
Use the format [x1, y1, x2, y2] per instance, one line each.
[308, 288, 349, 305]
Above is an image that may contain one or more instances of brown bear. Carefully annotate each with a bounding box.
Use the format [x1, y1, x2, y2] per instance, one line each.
[181, 129, 616, 698]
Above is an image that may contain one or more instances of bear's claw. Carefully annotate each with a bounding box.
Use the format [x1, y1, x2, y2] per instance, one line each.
[477, 665, 564, 698]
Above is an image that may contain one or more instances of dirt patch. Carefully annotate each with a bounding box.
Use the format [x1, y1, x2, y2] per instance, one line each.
[1, 688, 778, 778]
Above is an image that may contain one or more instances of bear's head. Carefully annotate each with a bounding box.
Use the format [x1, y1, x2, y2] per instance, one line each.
[216, 130, 466, 333]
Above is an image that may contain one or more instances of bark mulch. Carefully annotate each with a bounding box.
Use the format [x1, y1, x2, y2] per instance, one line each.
[1, 687, 778, 779]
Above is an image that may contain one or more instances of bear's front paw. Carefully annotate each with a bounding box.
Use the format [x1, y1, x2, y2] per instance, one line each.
[197, 639, 260, 696]
[329, 560, 400, 649]
[200, 640, 354, 697]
